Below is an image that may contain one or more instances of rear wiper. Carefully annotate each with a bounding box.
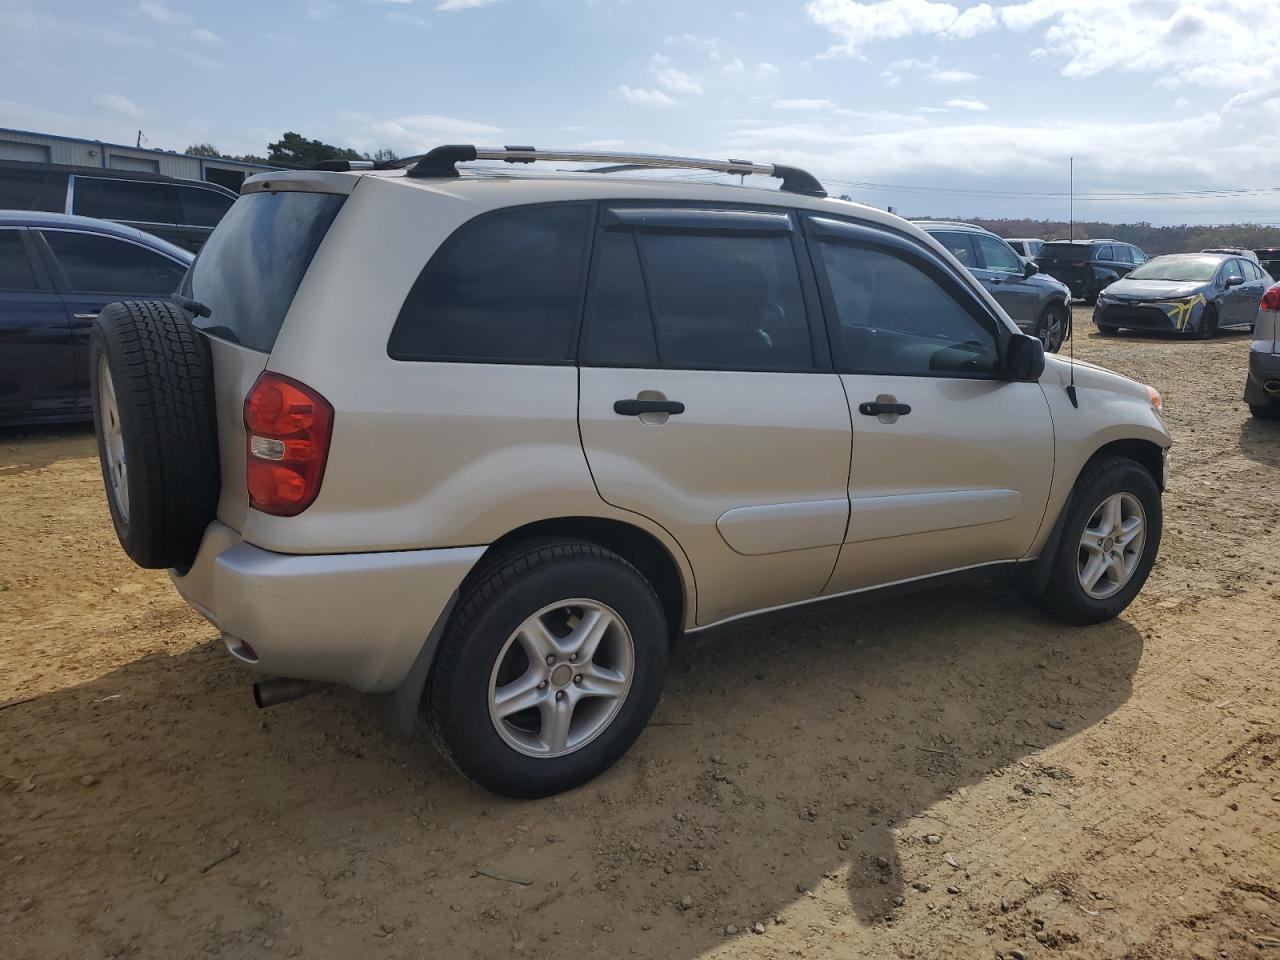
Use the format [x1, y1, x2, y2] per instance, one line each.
[172, 294, 212, 318]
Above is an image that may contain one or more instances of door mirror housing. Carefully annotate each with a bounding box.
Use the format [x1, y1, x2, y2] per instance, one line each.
[1224, 274, 1245, 288]
[1022, 259, 1040, 278]
[1005, 333, 1045, 382]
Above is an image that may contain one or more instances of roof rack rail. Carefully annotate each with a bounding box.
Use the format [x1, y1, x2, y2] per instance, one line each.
[405, 145, 826, 198]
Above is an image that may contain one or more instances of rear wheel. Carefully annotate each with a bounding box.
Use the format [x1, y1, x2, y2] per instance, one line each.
[1096, 324, 1119, 336]
[427, 538, 668, 797]
[1250, 396, 1280, 419]
[1195, 305, 1219, 340]
[1037, 456, 1162, 625]
[1036, 303, 1069, 353]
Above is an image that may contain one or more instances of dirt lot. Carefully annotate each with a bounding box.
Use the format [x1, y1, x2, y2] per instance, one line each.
[2, 312, 1278, 960]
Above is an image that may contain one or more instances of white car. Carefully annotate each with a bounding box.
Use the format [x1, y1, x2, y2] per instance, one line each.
[89, 146, 1172, 797]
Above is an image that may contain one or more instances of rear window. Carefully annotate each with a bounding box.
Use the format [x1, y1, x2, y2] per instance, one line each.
[1037, 243, 1084, 259]
[186, 190, 345, 352]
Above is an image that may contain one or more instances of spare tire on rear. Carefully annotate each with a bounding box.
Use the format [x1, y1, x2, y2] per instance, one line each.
[90, 299, 220, 571]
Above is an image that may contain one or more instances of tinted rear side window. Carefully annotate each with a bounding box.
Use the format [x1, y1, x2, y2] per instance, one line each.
[73, 178, 178, 224]
[42, 231, 186, 295]
[178, 185, 235, 227]
[1037, 243, 1081, 260]
[0, 231, 39, 291]
[0, 166, 68, 211]
[930, 231, 977, 268]
[389, 204, 593, 363]
[186, 191, 345, 352]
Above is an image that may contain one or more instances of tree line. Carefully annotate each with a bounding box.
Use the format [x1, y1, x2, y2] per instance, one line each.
[185, 132, 397, 167]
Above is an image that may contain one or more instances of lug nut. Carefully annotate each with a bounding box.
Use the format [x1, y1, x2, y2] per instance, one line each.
[574, 675, 582, 684]
[538, 680, 548, 689]
[569, 654, 577, 663]
[555, 691, 565, 701]
[545, 655, 556, 665]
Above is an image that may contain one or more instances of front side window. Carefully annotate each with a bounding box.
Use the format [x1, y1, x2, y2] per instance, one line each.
[974, 233, 1023, 274]
[1129, 246, 1147, 264]
[816, 239, 999, 378]
[1223, 259, 1244, 282]
[41, 231, 185, 295]
[73, 178, 177, 224]
[0, 230, 39, 291]
[389, 204, 593, 363]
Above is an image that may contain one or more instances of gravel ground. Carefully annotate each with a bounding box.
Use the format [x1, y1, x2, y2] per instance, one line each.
[2, 311, 1278, 960]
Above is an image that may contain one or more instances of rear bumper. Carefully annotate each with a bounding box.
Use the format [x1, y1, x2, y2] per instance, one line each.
[172, 521, 485, 692]
[1245, 349, 1280, 403]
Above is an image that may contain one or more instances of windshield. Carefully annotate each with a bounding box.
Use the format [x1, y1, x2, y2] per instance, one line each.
[1037, 242, 1087, 259]
[1127, 255, 1220, 283]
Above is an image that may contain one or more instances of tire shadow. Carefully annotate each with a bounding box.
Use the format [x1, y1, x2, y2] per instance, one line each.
[0, 423, 96, 477]
[1238, 415, 1280, 466]
[1, 582, 1142, 959]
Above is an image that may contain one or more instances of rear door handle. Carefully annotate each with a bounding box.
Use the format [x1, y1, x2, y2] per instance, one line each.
[73, 313, 99, 320]
[858, 401, 911, 417]
[614, 399, 685, 416]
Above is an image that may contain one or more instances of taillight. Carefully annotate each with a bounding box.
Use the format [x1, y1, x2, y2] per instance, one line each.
[243, 372, 333, 517]
[1261, 285, 1280, 311]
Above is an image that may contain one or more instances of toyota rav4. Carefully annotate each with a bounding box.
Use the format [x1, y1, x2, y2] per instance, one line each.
[90, 146, 1171, 798]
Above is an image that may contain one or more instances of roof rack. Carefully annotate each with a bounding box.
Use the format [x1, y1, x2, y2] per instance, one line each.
[403, 145, 826, 198]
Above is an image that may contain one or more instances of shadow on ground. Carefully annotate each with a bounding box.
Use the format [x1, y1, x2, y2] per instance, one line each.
[0, 423, 95, 477]
[1, 582, 1142, 959]
[1239, 414, 1280, 466]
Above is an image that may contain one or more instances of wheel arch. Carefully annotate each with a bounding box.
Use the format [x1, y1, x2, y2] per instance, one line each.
[475, 517, 691, 642]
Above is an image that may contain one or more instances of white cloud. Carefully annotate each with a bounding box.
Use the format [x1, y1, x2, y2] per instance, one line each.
[190, 27, 219, 43]
[339, 111, 502, 154]
[189, 52, 227, 71]
[135, 0, 187, 25]
[773, 98, 835, 111]
[648, 53, 703, 95]
[881, 56, 977, 84]
[944, 96, 988, 110]
[305, 0, 337, 20]
[806, 0, 998, 54]
[91, 93, 145, 120]
[436, 0, 504, 10]
[617, 85, 680, 108]
[756, 62, 779, 79]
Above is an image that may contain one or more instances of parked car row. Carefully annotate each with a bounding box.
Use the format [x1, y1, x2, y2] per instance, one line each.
[0, 160, 236, 253]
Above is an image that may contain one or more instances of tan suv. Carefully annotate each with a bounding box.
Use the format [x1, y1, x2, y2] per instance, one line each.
[90, 146, 1171, 797]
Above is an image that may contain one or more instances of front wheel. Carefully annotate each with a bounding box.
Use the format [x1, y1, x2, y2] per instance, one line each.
[427, 539, 668, 797]
[1194, 305, 1218, 340]
[1036, 303, 1069, 353]
[1037, 456, 1162, 625]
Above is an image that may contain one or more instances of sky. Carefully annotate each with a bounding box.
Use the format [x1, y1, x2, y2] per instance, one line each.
[3, 0, 1280, 225]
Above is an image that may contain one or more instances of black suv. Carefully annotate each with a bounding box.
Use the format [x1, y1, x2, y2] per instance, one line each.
[1036, 240, 1149, 303]
[0, 160, 237, 253]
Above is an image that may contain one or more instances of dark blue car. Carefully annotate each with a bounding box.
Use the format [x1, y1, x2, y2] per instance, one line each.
[0, 212, 192, 426]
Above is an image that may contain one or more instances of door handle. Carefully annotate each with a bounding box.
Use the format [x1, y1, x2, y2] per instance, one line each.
[73, 313, 98, 320]
[614, 399, 685, 416]
[858, 401, 911, 417]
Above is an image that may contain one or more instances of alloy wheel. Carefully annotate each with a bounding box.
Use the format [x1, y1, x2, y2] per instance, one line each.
[1077, 492, 1146, 600]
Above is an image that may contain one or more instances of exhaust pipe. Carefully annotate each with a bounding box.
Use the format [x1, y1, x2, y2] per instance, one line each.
[1264, 379, 1280, 396]
[252, 678, 328, 709]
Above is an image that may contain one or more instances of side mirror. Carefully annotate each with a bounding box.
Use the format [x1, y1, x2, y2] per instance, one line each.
[1005, 333, 1045, 382]
[1225, 275, 1245, 288]
[1022, 259, 1040, 278]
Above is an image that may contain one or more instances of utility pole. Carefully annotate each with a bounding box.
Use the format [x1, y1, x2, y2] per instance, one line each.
[1069, 156, 1074, 241]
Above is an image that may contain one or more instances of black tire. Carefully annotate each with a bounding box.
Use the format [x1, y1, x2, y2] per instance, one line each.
[427, 538, 669, 798]
[1096, 324, 1119, 336]
[1036, 456, 1162, 626]
[1194, 305, 1218, 340]
[1250, 398, 1280, 420]
[89, 300, 220, 571]
[1036, 303, 1069, 353]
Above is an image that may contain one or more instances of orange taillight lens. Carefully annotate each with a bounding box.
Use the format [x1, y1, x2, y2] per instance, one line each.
[244, 373, 333, 517]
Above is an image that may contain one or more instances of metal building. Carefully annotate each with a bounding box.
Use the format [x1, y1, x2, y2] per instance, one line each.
[0, 127, 283, 190]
